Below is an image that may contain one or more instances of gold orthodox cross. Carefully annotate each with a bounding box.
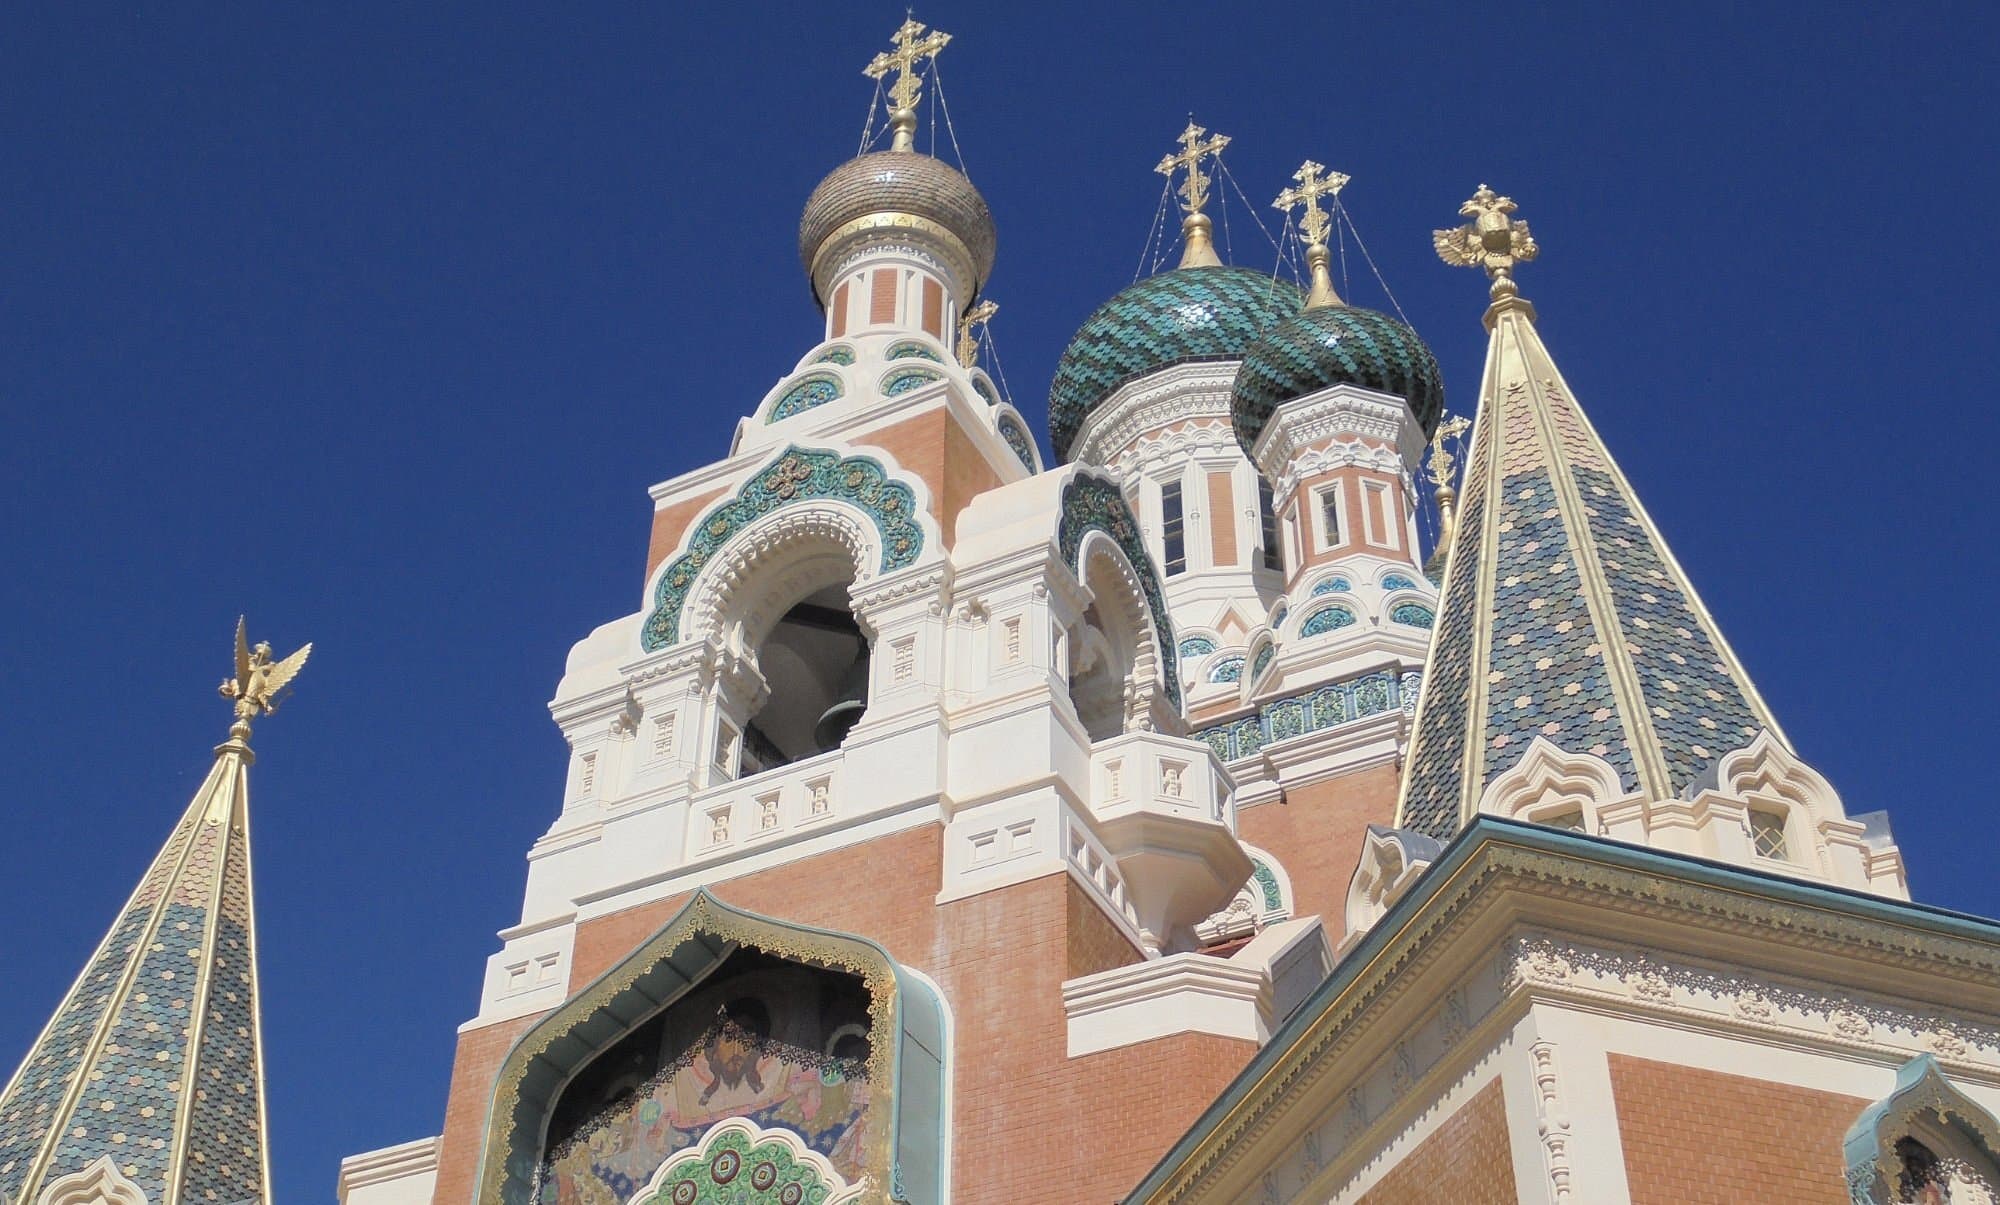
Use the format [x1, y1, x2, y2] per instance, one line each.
[956, 298, 997, 368]
[865, 17, 951, 150]
[1272, 159, 1349, 249]
[1426, 412, 1472, 491]
[1155, 121, 1231, 216]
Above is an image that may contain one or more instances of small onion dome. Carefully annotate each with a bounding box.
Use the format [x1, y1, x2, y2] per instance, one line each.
[798, 151, 997, 308]
[1231, 305, 1445, 453]
[1048, 266, 1304, 461]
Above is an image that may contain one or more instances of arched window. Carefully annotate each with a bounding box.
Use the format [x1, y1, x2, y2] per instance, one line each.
[1846, 1055, 2000, 1204]
[479, 892, 947, 1205]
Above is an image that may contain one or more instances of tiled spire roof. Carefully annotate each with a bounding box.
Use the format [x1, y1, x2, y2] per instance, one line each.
[0, 722, 271, 1205]
[1398, 265, 1789, 842]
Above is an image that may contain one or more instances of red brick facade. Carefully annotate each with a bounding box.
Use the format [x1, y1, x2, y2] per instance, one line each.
[1356, 1079, 1515, 1203]
[1610, 1054, 1862, 1203]
[1236, 761, 1401, 935]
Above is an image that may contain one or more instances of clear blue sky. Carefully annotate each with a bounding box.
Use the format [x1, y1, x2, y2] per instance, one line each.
[2, 2, 1994, 1197]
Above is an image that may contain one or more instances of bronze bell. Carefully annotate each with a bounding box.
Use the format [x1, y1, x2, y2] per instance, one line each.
[812, 646, 871, 752]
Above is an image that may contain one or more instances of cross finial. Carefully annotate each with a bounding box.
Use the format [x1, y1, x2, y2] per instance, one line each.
[1434, 184, 1540, 304]
[1273, 159, 1351, 307]
[956, 298, 997, 368]
[1425, 411, 1474, 561]
[1155, 120, 1231, 268]
[864, 16, 952, 153]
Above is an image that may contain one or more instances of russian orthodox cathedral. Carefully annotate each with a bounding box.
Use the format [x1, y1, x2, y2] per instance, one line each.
[10, 17, 2000, 1205]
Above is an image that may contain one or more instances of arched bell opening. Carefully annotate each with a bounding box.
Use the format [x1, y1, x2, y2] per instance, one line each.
[741, 577, 872, 776]
[1064, 531, 1168, 743]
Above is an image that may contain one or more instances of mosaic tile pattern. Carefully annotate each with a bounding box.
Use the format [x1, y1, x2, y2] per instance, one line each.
[971, 377, 999, 407]
[1056, 473, 1181, 708]
[1381, 574, 1419, 591]
[1399, 408, 1492, 840]
[643, 448, 925, 651]
[179, 832, 266, 1205]
[885, 342, 944, 363]
[1310, 576, 1353, 596]
[1047, 267, 1303, 459]
[1390, 603, 1435, 628]
[1193, 670, 1416, 762]
[882, 367, 942, 396]
[0, 753, 268, 1205]
[1209, 656, 1245, 684]
[1299, 604, 1357, 637]
[1398, 311, 1781, 839]
[1251, 644, 1274, 680]
[1231, 304, 1445, 452]
[1178, 636, 1218, 659]
[996, 414, 1036, 472]
[770, 374, 843, 422]
[812, 347, 855, 366]
[1577, 467, 1764, 792]
[1478, 469, 1633, 791]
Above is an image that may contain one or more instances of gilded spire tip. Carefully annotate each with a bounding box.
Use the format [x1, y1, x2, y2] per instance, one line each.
[217, 615, 311, 742]
[1433, 184, 1540, 311]
[1155, 119, 1230, 268]
[1273, 159, 1350, 307]
[864, 16, 951, 153]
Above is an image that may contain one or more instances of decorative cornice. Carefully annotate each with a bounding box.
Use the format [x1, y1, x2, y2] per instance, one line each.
[1249, 384, 1418, 486]
[1070, 363, 1239, 468]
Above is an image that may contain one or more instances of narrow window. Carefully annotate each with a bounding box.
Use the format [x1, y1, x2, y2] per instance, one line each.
[1749, 810, 1789, 860]
[1257, 480, 1281, 571]
[1319, 486, 1342, 549]
[1161, 481, 1187, 575]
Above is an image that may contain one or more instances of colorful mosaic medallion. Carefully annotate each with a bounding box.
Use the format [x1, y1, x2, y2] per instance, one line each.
[1381, 573, 1419, 591]
[996, 414, 1036, 472]
[1310, 576, 1352, 596]
[812, 346, 856, 366]
[1300, 604, 1357, 637]
[885, 342, 944, 362]
[627, 1119, 855, 1205]
[770, 374, 843, 422]
[642, 448, 924, 651]
[882, 367, 942, 396]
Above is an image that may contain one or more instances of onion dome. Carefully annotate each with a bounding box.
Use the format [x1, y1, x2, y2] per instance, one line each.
[1048, 266, 1305, 460]
[1231, 303, 1446, 452]
[798, 150, 997, 307]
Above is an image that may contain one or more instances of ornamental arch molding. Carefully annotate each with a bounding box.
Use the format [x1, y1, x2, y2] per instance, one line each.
[1846, 1054, 2000, 1203]
[1071, 527, 1171, 736]
[1478, 737, 1628, 828]
[641, 444, 941, 652]
[34, 1157, 149, 1205]
[1055, 469, 1181, 710]
[680, 504, 882, 656]
[474, 890, 947, 1205]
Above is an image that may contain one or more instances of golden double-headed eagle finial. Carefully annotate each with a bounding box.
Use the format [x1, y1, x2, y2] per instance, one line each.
[1434, 184, 1540, 298]
[219, 616, 311, 728]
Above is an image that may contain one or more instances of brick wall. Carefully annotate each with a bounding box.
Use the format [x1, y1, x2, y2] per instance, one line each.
[646, 486, 727, 580]
[429, 825, 1240, 1205]
[1356, 1079, 1514, 1203]
[1610, 1053, 1862, 1204]
[1236, 761, 1401, 935]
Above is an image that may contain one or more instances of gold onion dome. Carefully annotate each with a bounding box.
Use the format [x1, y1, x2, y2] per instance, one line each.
[797, 150, 997, 307]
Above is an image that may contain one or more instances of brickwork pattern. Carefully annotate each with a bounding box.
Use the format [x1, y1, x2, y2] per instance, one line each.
[1610, 1053, 1862, 1204]
[1236, 761, 1400, 936]
[1356, 1079, 1514, 1203]
[432, 826, 1249, 1205]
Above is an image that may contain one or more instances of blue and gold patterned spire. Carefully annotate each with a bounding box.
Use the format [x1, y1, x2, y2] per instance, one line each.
[0, 621, 299, 1205]
[1398, 189, 1789, 840]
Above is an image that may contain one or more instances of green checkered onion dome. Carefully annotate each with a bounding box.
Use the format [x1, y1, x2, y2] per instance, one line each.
[1231, 304, 1446, 452]
[1047, 266, 1305, 461]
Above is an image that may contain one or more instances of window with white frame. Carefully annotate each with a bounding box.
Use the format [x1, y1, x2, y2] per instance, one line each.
[1160, 480, 1188, 576]
[1257, 479, 1282, 571]
[1314, 484, 1344, 552]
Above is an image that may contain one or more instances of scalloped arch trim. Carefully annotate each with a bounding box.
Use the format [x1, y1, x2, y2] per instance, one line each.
[1056, 472, 1180, 708]
[642, 448, 924, 651]
[631, 1118, 863, 1205]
